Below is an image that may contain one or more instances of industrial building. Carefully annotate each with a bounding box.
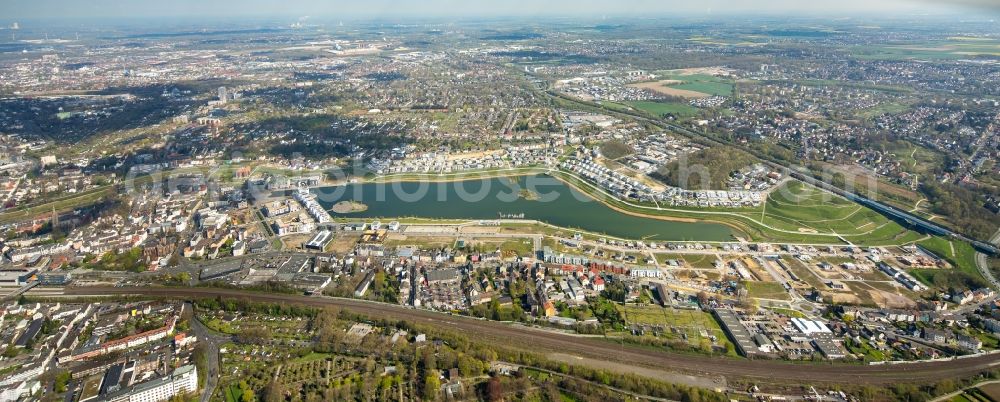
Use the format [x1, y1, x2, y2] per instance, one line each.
[713, 309, 759, 357]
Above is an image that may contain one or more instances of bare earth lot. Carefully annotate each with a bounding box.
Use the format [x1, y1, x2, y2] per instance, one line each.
[628, 80, 710, 98]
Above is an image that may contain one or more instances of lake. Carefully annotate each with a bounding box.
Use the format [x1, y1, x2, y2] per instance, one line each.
[311, 175, 736, 241]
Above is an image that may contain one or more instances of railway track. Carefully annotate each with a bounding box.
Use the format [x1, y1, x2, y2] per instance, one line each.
[62, 286, 1000, 386]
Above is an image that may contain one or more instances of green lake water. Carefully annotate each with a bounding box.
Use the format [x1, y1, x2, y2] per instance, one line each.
[312, 175, 735, 241]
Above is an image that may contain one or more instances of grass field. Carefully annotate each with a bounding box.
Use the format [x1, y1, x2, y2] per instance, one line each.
[660, 253, 716, 268]
[551, 91, 927, 246]
[552, 170, 921, 245]
[844, 339, 888, 362]
[0, 186, 115, 225]
[625, 101, 699, 117]
[852, 46, 964, 61]
[782, 257, 826, 289]
[617, 304, 734, 352]
[858, 102, 912, 119]
[745, 281, 790, 300]
[498, 239, 535, 256]
[657, 73, 734, 97]
[766, 307, 806, 318]
[787, 79, 914, 94]
[757, 180, 919, 244]
[915, 236, 985, 285]
[223, 384, 243, 402]
[883, 140, 944, 175]
[852, 39, 1000, 61]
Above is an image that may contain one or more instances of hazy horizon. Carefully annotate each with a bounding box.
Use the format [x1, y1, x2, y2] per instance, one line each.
[2, 0, 999, 21]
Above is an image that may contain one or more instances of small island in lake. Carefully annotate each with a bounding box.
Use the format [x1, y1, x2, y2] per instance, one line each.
[518, 189, 540, 201]
[331, 200, 368, 214]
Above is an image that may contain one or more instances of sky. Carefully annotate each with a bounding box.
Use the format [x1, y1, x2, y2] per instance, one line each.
[1, 0, 998, 20]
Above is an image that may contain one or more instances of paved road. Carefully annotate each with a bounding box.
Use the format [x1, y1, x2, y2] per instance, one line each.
[65, 286, 1000, 386]
[975, 228, 1000, 290]
[189, 305, 230, 402]
[930, 379, 1000, 402]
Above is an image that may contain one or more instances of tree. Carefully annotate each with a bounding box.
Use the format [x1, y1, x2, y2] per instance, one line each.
[934, 379, 957, 395]
[263, 381, 284, 402]
[236, 327, 269, 344]
[680, 390, 702, 402]
[240, 388, 255, 402]
[697, 291, 710, 307]
[510, 303, 525, 321]
[423, 371, 440, 401]
[699, 338, 713, 354]
[599, 140, 634, 159]
[421, 348, 437, 372]
[458, 355, 482, 377]
[54, 370, 71, 393]
[486, 377, 503, 402]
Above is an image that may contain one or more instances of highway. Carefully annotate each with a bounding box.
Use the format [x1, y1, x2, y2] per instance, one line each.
[62, 286, 1000, 386]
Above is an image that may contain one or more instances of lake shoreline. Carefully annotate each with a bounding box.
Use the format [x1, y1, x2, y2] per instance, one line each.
[311, 174, 736, 242]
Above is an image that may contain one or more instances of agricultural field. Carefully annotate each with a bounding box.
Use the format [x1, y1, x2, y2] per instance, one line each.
[687, 36, 766, 46]
[852, 37, 1000, 61]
